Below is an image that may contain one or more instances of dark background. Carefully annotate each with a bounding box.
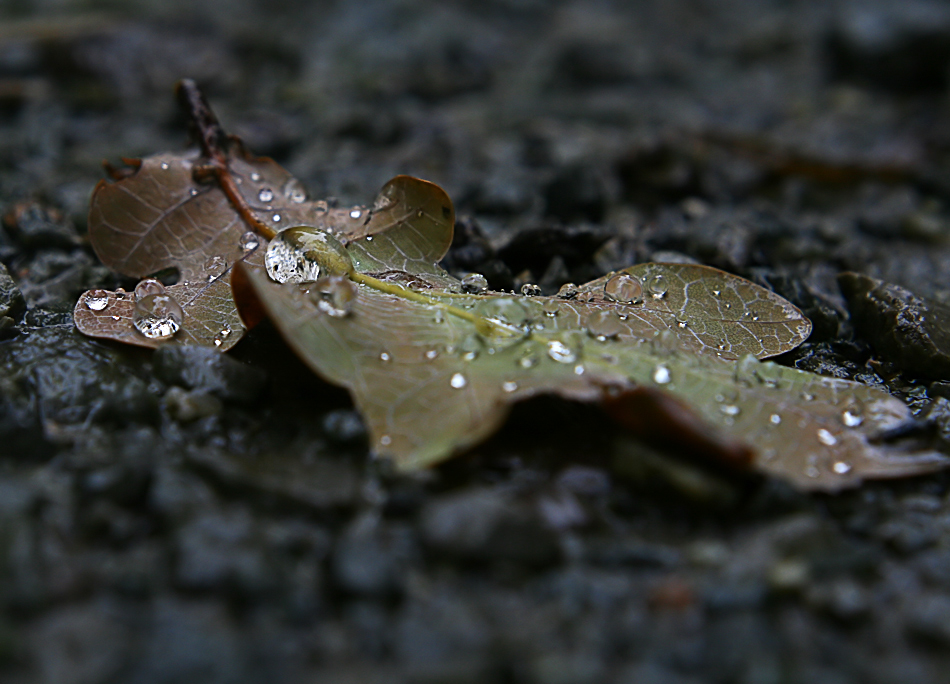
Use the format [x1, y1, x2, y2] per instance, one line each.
[2, 0, 950, 682]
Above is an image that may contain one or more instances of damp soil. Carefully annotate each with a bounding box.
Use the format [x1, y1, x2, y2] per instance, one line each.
[3, 1, 950, 683]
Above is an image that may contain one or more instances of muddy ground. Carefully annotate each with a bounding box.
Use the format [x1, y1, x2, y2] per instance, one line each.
[3, 0, 950, 682]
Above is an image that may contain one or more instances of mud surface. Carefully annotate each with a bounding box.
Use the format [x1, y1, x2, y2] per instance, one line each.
[3, 1, 950, 682]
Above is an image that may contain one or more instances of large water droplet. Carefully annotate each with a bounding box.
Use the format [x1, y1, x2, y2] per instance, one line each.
[652, 365, 671, 384]
[842, 410, 863, 428]
[308, 276, 356, 317]
[477, 297, 531, 328]
[258, 188, 274, 203]
[817, 429, 837, 446]
[264, 227, 353, 283]
[85, 290, 112, 311]
[547, 340, 577, 364]
[450, 372, 468, 389]
[648, 274, 668, 299]
[461, 273, 488, 293]
[586, 310, 623, 340]
[133, 294, 183, 339]
[603, 274, 642, 304]
[521, 283, 542, 296]
[134, 278, 165, 299]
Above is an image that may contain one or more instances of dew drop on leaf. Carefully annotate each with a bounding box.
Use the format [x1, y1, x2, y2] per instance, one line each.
[842, 411, 863, 427]
[240, 232, 260, 251]
[521, 283, 542, 296]
[833, 461, 852, 474]
[770, 413, 782, 425]
[817, 429, 837, 446]
[557, 283, 579, 299]
[648, 274, 668, 299]
[518, 351, 539, 369]
[350, 209, 362, 219]
[542, 299, 561, 317]
[134, 278, 165, 299]
[720, 404, 740, 416]
[652, 365, 671, 384]
[547, 340, 577, 364]
[586, 309, 623, 340]
[461, 273, 488, 293]
[133, 293, 183, 339]
[309, 276, 356, 318]
[502, 381, 518, 392]
[450, 372, 468, 389]
[425, 349, 439, 360]
[379, 352, 391, 362]
[283, 179, 307, 203]
[603, 273, 643, 304]
[204, 256, 226, 280]
[264, 227, 352, 284]
[477, 297, 530, 327]
[85, 290, 112, 311]
[250, 172, 261, 182]
[258, 188, 274, 203]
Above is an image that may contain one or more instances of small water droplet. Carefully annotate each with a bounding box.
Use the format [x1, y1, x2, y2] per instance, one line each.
[574, 364, 585, 375]
[189, 188, 198, 196]
[283, 179, 307, 203]
[425, 349, 439, 360]
[314, 200, 328, 214]
[350, 208, 362, 219]
[134, 278, 165, 299]
[379, 352, 391, 362]
[273, 214, 281, 222]
[112, 315, 120, 320]
[518, 352, 539, 369]
[133, 293, 183, 339]
[461, 273, 488, 294]
[114, 288, 128, 300]
[801, 392, 815, 401]
[603, 274, 643, 304]
[648, 274, 668, 298]
[833, 461, 852, 474]
[258, 187, 274, 203]
[502, 381, 518, 392]
[450, 372, 468, 389]
[240, 231, 259, 251]
[308, 275, 356, 317]
[250, 172, 261, 182]
[160, 162, 169, 170]
[542, 299, 561, 317]
[586, 309, 623, 340]
[770, 414, 782, 425]
[521, 283, 542, 296]
[842, 410, 863, 427]
[432, 309, 445, 324]
[213, 326, 232, 347]
[720, 404, 740, 416]
[652, 365, 672, 384]
[557, 283, 579, 299]
[677, 319, 688, 328]
[84, 290, 112, 311]
[547, 340, 577, 364]
[380, 434, 392, 446]
[806, 465, 820, 478]
[817, 429, 837, 446]
[712, 289, 720, 297]
[204, 256, 226, 280]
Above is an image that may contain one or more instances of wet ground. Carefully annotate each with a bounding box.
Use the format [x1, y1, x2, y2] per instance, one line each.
[3, 0, 950, 682]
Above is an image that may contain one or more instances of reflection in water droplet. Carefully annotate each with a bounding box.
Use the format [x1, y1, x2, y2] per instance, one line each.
[133, 294, 183, 339]
[833, 461, 852, 474]
[648, 274, 668, 298]
[258, 188, 274, 203]
[557, 283, 578, 299]
[842, 411, 863, 427]
[652, 365, 671, 384]
[134, 278, 165, 299]
[502, 381, 518, 393]
[308, 276, 356, 317]
[521, 283, 542, 296]
[450, 372, 468, 389]
[379, 352, 391, 362]
[461, 273, 488, 293]
[264, 227, 352, 284]
[240, 231, 260, 251]
[547, 340, 577, 364]
[603, 274, 643, 304]
[770, 414, 782, 425]
[350, 209, 362, 219]
[85, 290, 112, 311]
[542, 299, 561, 317]
[817, 429, 837, 446]
[720, 404, 740, 416]
[586, 310, 623, 340]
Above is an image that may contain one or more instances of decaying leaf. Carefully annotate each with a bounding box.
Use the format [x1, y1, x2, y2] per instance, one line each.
[76, 81, 950, 492]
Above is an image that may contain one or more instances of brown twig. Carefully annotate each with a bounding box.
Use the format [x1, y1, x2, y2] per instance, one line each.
[175, 79, 276, 240]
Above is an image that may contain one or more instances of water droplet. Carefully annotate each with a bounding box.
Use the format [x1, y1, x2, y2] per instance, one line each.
[547, 340, 577, 364]
[603, 274, 643, 304]
[204, 256, 226, 280]
[770, 414, 782, 425]
[84, 290, 112, 311]
[350, 208, 362, 219]
[114, 288, 128, 299]
[542, 299, 561, 317]
[450, 372, 468, 389]
[557, 283, 579, 299]
[461, 273, 488, 293]
[574, 364, 585, 375]
[518, 352, 539, 369]
[648, 274, 668, 299]
[502, 381, 518, 393]
[833, 461, 852, 475]
[801, 392, 815, 401]
[134, 278, 165, 299]
[258, 187, 274, 203]
[250, 172, 261, 182]
[425, 349, 439, 360]
[314, 200, 328, 214]
[160, 162, 169, 170]
[652, 365, 672, 384]
[842, 411, 863, 427]
[720, 404, 740, 416]
[677, 319, 688, 328]
[805, 465, 820, 478]
[273, 214, 281, 222]
[432, 309, 445, 324]
[712, 289, 720, 297]
[264, 227, 353, 283]
[283, 179, 307, 203]
[380, 434, 392, 446]
[189, 188, 198, 196]
[459, 333, 481, 361]
[308, 276, 356, 317]
[213, 326, 232, 347]
[521, 283, 542, 296]
[379, 352, 391, 362]
[817, 429, 837, 446]
[240, 231, 259, 251]
[133, 293, 183, 339]
[586, 310, 623, 340]
[477, 297, 531, 328]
